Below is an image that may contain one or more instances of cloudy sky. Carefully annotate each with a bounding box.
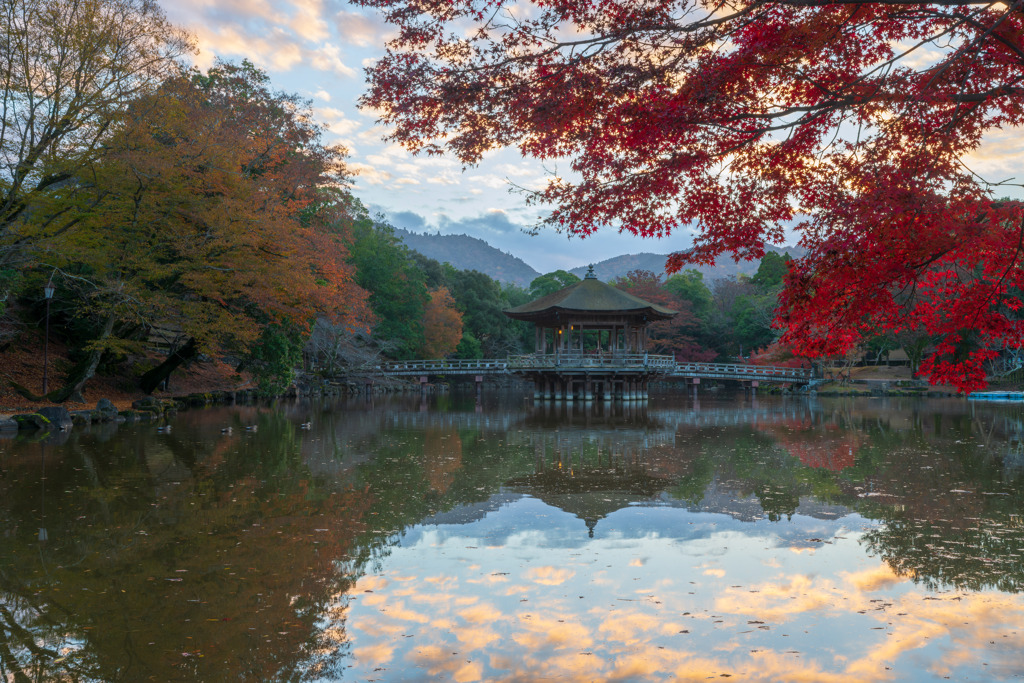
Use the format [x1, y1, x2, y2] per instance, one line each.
[163, 0, 1024, 275]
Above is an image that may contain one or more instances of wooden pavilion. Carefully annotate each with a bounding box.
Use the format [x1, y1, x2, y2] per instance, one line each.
[504, 267, 677, 400]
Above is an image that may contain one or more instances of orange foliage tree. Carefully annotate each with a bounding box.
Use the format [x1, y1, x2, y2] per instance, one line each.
[48, 62, 371, 398]
[419, 287, 463, 358]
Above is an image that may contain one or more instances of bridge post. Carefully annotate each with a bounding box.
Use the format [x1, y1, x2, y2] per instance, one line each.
[692, 377, 700, 400]
[584, 378, 593, 401]
[420, 375, 429, 395]
[475, 375, 483, 397]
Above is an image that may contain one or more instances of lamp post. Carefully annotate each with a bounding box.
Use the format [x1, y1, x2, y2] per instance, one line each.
[43, 276, 55, 396]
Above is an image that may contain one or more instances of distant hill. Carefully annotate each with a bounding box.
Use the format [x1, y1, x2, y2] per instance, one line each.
[395, 227, 806, 287]
[394, 228, 541, 287]
[568, 245, 807, 282]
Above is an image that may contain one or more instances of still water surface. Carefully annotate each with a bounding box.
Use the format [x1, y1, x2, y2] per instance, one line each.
[2, 390, 1024, 682]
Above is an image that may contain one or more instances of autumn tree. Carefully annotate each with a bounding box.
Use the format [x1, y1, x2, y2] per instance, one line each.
[359, 0, 1024, 392]
[614, 269, 716, 360]
[43, 62, 371, 398]
[0, 0, 192, 271]
[420, 287, 464, 357]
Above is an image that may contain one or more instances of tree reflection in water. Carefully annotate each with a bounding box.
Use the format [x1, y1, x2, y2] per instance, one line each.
[2, 393, 1024, 680]
[0, 408, 373, 682]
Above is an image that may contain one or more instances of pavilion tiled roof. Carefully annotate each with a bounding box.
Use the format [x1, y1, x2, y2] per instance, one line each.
[504, 276, 676, 321]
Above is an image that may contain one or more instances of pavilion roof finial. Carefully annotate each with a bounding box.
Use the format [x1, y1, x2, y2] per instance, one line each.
[585, 264, 596, 279]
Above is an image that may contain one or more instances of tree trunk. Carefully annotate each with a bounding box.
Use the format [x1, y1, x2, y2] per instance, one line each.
[139, 337, 198, 394]
[9, 314, 115, 403]
[23, 313, 120, 404]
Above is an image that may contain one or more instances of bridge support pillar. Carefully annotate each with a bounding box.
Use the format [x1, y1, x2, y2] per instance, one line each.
[420, 375, 429, 395]
[584, 379, 593, 401]
[692, 377, 700, 400]
[475, 375, 483, 398]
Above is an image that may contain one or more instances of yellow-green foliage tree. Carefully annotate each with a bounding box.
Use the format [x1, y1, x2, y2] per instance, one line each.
[0, 0, 192, 270]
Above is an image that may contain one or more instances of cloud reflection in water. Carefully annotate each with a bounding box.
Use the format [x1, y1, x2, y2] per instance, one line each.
[327, 497, 1024, 682]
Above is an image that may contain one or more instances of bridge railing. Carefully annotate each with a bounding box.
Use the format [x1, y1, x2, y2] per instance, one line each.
[507, 353, 677, 370]
[671, 362, 812, 381]
[378, 359, 509, 375]
[377, 357, 812, 382]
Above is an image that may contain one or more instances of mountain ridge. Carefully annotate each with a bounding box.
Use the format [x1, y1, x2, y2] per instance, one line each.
[568, 245, 807, 282]
[393, 228, 805, 286]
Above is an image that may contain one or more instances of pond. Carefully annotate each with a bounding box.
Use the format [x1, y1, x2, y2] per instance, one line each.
[2, 389, 1024, 681]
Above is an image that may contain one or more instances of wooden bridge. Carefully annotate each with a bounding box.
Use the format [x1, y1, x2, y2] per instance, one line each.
[377, 355, 812, 386]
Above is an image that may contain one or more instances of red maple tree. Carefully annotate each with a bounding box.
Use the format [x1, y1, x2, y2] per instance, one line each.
[614, 270, 717, 360]
[358, 0, 1024, 392]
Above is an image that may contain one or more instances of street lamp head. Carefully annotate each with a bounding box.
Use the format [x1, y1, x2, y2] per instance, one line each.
[43, 280, 55, 299]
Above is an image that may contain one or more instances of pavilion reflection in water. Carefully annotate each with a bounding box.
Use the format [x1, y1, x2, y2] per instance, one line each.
[504, 404, 678, 537]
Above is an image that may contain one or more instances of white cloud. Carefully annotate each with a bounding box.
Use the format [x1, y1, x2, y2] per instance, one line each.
[349, 162, 393, 186]
[334, 9, 392, 48]
[965, 126, 1024, 195]
[308, 42, 357, 78]
[315, 107, 361, 136]
[289, 0, 329, 42]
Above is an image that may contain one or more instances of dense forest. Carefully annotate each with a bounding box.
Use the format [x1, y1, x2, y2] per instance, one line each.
[0, 0, 798, 401]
